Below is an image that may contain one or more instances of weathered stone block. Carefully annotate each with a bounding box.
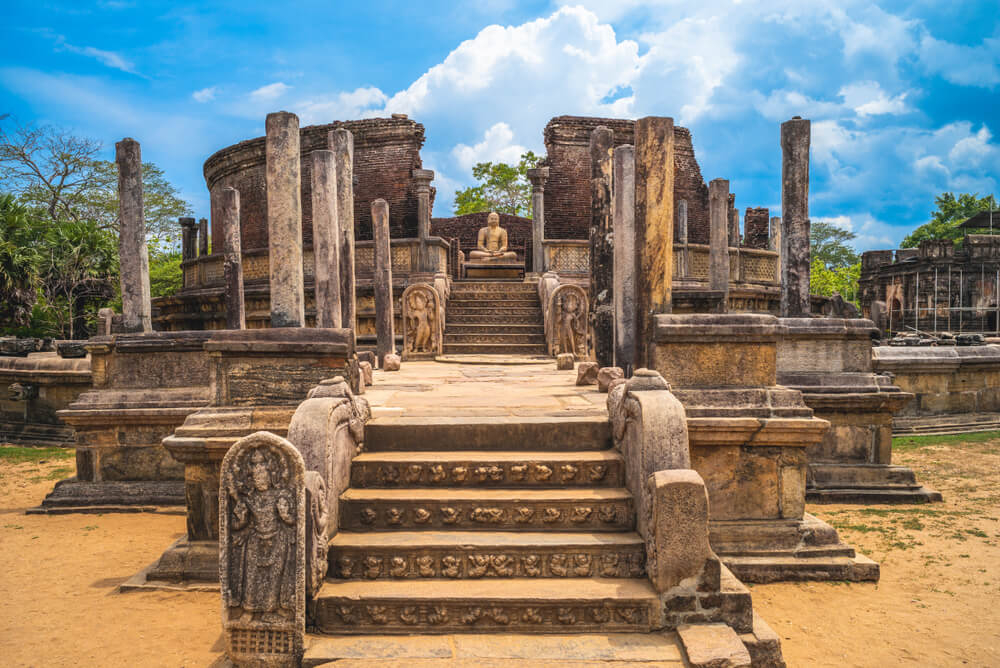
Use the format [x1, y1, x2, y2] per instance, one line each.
[597, 366, 624, 392]
[383, 353, 401, 371]
[555, 353, 575, 370]
[647, 469, 713, 593]
[576, 361, 599, 385]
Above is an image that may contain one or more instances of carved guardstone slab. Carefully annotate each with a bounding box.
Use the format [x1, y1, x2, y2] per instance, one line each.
[402, 284, 443, 360]
[220, 432, 305, 667]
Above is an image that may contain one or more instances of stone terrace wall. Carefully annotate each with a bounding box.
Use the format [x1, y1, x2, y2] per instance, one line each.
[541, 116, 710, 244]
[204, 116, 430, 251]
[431, 212, 533, 265]
[744, 207, 770, 250]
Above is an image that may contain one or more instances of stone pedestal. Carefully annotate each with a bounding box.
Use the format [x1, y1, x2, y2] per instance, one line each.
[150, 328, 359, 582]
[778, 318, 940, 504]
[652, 314, 878, 583]
[40, 332, 213, 512]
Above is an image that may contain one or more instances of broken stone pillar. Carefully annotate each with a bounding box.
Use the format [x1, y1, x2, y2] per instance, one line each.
[217, 187, 245, 330]
[780, 117, 811, 317]
[180, 217, 197, 261]
[220, 431, 305, 667]
[311, 149, 343, 329]
[198, 217, 209, 256]
[372, 198, 395, 367]
[613, 145, 636, 375]
[709, 179, 731, 299]
[634, 117, 675, 369]
[727, 194, 739, 247]
[412, 168, 435, 272]
[590, 126, 614, 368]
[115, 138, 152, 333]
[329, 129, 356, 335]
[527, 167, 549, 273]
[647, 469, 713, 592]
[266, 111, 305, 328]
[771, 216, 782, 283]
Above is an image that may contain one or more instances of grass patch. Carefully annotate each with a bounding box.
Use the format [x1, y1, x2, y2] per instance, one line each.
[893, 430, 1000, 452]
[28, 466, 73, 483]
[0, 445, 74, 464]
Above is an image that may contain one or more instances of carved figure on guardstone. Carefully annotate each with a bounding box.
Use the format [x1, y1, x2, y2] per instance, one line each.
[550, 285, 589, 359]
[220, 431, 305, 667]
[305, 471, 329, 598]
[401, 284, 442, 360]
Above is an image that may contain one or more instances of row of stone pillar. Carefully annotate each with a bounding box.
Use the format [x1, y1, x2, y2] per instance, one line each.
[589, 115, 811, 372]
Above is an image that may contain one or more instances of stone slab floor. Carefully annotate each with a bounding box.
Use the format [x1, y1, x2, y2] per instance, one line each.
[1, 361, 998, 666]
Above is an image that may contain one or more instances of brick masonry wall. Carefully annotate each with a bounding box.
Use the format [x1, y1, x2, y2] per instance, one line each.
[541, 116, 710, 244]
[204, 116, 428, 252]
[743, 207, 770, 249]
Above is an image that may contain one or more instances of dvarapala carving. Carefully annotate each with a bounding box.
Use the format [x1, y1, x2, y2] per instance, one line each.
[220, 431, 306, 667]
[547, 284, 590, 359]
[401, 283, 442, 360]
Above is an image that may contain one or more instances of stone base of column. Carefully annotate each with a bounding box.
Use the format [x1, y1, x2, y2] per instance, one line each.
[651, 313, 879, 583]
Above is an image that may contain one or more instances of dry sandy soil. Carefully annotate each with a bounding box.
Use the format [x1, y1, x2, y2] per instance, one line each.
[1, 434, 998, 667]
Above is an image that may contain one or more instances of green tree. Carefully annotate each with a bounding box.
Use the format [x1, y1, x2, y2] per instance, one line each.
[810, 220, 860, 269]
[810, 258, 861, 304]
[0, 194, 42, 329]
[149, 250, 183, 298]
[0, 119, 191, 251]
[901, 192, 997, 248]
[453, 151, 540, 217]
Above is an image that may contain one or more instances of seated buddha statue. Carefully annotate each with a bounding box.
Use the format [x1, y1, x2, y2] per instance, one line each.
[468, 212, 518, 262]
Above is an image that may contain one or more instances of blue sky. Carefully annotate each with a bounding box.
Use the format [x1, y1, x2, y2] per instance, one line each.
[2, 0, 998, 251]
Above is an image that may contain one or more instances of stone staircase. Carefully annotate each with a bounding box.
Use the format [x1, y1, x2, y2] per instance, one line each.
[313, 415, 663, 634]
[443, 280, 547, 356]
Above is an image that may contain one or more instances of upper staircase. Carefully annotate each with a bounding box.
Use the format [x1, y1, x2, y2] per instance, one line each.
[443, 281, 547, 356]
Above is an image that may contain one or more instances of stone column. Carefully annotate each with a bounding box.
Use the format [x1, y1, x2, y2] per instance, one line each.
[709, 179, 731, 300]
[198, 217, 209, 256]
[634, 117, 675, 369]
[266, 111, 305, 328]
[613, 144, 637, 375]
[311, 149, 343, 328]
[770, 216, 782, 283]
[727, 195, 739, 247]
[780, 116, 811, 317]
[527, 167, 549, 273]
[330, 129, 356, 335]
[115, 138, 152, 333]
[412, 168, 435, 272]
[372, 199, 395, 367]
[217, 187, 245, 330]
[180, 217, 197, 261]
[590, 126, 615, 368]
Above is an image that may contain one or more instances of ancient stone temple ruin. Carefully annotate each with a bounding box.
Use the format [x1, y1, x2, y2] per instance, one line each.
[15, 106, 997, 667]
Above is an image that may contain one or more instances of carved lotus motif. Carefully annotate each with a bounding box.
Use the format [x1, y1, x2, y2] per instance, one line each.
[559, 464, 578, 481]
[522, 607, 543, 624]
[533, 464, 553, 481]
[488, 607, 510, 624]
[471, 507, 505, 524]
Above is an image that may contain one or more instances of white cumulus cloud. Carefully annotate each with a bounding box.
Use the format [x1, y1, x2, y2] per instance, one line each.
[452, 122, 528, 171]
[250, 82, 291, 101]
[192, 86, 217, 103]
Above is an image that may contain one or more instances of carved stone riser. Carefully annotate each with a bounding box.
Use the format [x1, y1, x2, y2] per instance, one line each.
[444, 344, 549, 355]
[443, 334, 547, 345]
[447, 314, 543, 325]
[313, 601, 655, 634]
[449, 299, 541, 309]
[450, 282, 538, 294]
[350, 459, 622, 488]
[447, 307, 542, 317]
[328, 548, 646, 580]
[445, 326, 545, 336]
[341, 500, 635, 531]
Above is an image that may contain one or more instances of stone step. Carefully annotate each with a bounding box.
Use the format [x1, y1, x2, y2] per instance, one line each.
[443, 333, 547, 345]
[339, 488, 634, 531]
[350, 450, 624, 488]
[449, 299, 541, 308]
[446, 314, 543, 325]
[444, 323, 545, 335]
[366, 417, 611, 452]
[451, 281, 538, 293]
[327, 531, 646, 580]
[443, 343, 549, 355]
[302, 632, 686, 667]
[312, 578, 659, 634]
[446, 307, 542, 317]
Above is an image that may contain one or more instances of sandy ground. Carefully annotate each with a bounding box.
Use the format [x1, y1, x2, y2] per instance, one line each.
[1, 434, 998, 667]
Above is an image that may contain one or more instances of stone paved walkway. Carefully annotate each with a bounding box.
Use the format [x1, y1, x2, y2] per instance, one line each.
[365, 358, 608, 419]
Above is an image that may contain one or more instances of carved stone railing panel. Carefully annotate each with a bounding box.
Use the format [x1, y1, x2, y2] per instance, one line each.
[545, 240, 590, 274]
